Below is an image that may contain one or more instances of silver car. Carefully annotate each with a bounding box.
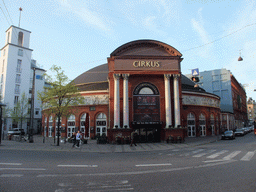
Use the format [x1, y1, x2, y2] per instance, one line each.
[234, 129, 244, 136]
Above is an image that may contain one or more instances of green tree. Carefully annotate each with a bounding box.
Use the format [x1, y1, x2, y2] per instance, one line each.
[10, 92, 29, 137]
[38, 65, 83, 146]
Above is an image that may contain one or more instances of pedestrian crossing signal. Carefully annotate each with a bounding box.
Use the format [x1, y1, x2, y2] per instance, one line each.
[191, 76, 199, 82]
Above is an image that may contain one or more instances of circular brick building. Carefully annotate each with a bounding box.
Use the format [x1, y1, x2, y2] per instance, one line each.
[42, 40, 221, 143]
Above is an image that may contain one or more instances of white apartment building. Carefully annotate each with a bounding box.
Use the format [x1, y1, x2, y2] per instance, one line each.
[0, 25, 45, 135]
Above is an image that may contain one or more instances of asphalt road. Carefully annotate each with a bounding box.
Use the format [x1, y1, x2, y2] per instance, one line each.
[1, 133, 256, 192]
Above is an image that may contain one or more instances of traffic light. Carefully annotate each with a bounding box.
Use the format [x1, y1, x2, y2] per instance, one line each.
[191, 76, 199, 82]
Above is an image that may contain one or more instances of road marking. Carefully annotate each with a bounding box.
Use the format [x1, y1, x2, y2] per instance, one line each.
[57, 165, 98, 168]
[193, 153, 207, 157]
[191, 149, 205, 154]
[0, 168, 46, 171]
[223, 151, 241, 160]
[172, 149, 180, 151]
[37, 160, 235, 178]
[0, 163, 22, 166]
[0, 174, 23, 177]
[206, 150, 228, 159]
[203, 159, 229, 163]
[135, 163, 172, 167]
[241, 151, 255, 161]
[193, 150, 216, 157]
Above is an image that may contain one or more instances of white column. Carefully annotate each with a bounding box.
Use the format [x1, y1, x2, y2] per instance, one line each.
[164, 74, 172, 128]
[113, 74, 120, 128]
[173, 74, 181, 128]
[123, 74, 129, 128]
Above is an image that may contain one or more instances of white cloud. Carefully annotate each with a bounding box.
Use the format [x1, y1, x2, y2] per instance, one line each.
[116, 0, 181, 34]
[56, 0, 111, 32]
[191, 9, 212, 58]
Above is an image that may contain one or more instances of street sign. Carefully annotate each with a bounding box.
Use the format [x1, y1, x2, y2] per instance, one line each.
[192, 68, 199, 76]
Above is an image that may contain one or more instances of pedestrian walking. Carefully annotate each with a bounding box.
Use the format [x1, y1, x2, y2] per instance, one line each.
[76, 131, 82, 148]
[72, 132, 76, 148]
[130, 130, 137, 146]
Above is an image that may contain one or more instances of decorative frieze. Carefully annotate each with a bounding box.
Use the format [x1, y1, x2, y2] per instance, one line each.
[182, 95, 220, 108]
[81, 95, 109, 105]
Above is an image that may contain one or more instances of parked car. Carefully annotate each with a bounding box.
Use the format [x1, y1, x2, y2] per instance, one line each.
[221, 130, 235, 140]
[242, 128, 248, 134]
[234, 129, 244, 136]
[7, 128, 25, 136]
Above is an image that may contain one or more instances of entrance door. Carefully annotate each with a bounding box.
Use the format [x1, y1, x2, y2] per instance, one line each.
[188, 126, 196, 137]
[96, 127, 107, 136]
[96, 113, 107, 136]
[199, 114, 206, 136]
[200, 125, 206, 136]
[135, 127, 160, 143]
[187, 113, 196, 137]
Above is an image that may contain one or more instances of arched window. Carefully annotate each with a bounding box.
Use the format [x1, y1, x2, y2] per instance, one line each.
[199, 114, 206, 136]
[18, 32, 23, 46]
[96, 113, 107, 136]
[187, 113, 196, 137]
[133, 83, 160, 123]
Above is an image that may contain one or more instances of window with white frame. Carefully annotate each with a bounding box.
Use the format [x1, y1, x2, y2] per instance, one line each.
[18, 49, 23, 56]
[14, 96, 19, 104]
[15, 74, 21, 83]
[0, 74, 3, 83]
[17, 59, 22, 73]
[14, 84, 20, 94]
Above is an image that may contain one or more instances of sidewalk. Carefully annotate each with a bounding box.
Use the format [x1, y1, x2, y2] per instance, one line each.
[0, 135, 220, 153]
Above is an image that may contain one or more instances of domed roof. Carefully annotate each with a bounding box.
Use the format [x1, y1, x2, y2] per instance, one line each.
[73, 64, 205, 93]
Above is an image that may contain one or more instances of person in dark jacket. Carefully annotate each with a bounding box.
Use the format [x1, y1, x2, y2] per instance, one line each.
[72, 132, 76, 148]
[130, 130, 137, 146]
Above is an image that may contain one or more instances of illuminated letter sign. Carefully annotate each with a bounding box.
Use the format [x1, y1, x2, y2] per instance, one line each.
[133, 61, 160, 68]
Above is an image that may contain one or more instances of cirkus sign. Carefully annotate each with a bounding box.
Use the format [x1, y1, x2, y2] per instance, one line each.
[133, 61, 160, 68]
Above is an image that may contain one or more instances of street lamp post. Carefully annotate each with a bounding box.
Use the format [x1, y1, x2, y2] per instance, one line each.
[0, 102, 6, 145]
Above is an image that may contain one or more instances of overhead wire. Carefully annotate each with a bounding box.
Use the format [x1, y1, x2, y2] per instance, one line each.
[1, 0, 13, 24]
[0, 6, 11, 25]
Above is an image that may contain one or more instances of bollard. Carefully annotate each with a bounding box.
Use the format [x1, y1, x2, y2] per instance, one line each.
[43, 137, 45, 143]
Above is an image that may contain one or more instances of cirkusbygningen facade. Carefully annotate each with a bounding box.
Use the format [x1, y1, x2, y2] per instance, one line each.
[42, 40, 221, 143]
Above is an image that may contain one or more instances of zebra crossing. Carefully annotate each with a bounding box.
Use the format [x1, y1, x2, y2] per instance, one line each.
[170, 148, 256, 162]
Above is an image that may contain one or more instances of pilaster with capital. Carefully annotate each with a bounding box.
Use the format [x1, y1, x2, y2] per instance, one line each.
[164, 74, 172, 128]
[113, 74, 121, 128]
[122, 74, 130, 128]
[173, 74, 181, 128]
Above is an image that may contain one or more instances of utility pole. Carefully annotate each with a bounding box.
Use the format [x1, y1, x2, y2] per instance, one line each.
[0, 103, 6, 144]
[29, 67, 35, 143]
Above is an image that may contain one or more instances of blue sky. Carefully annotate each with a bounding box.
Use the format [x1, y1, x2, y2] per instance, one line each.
[1, 0, 256, 99]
